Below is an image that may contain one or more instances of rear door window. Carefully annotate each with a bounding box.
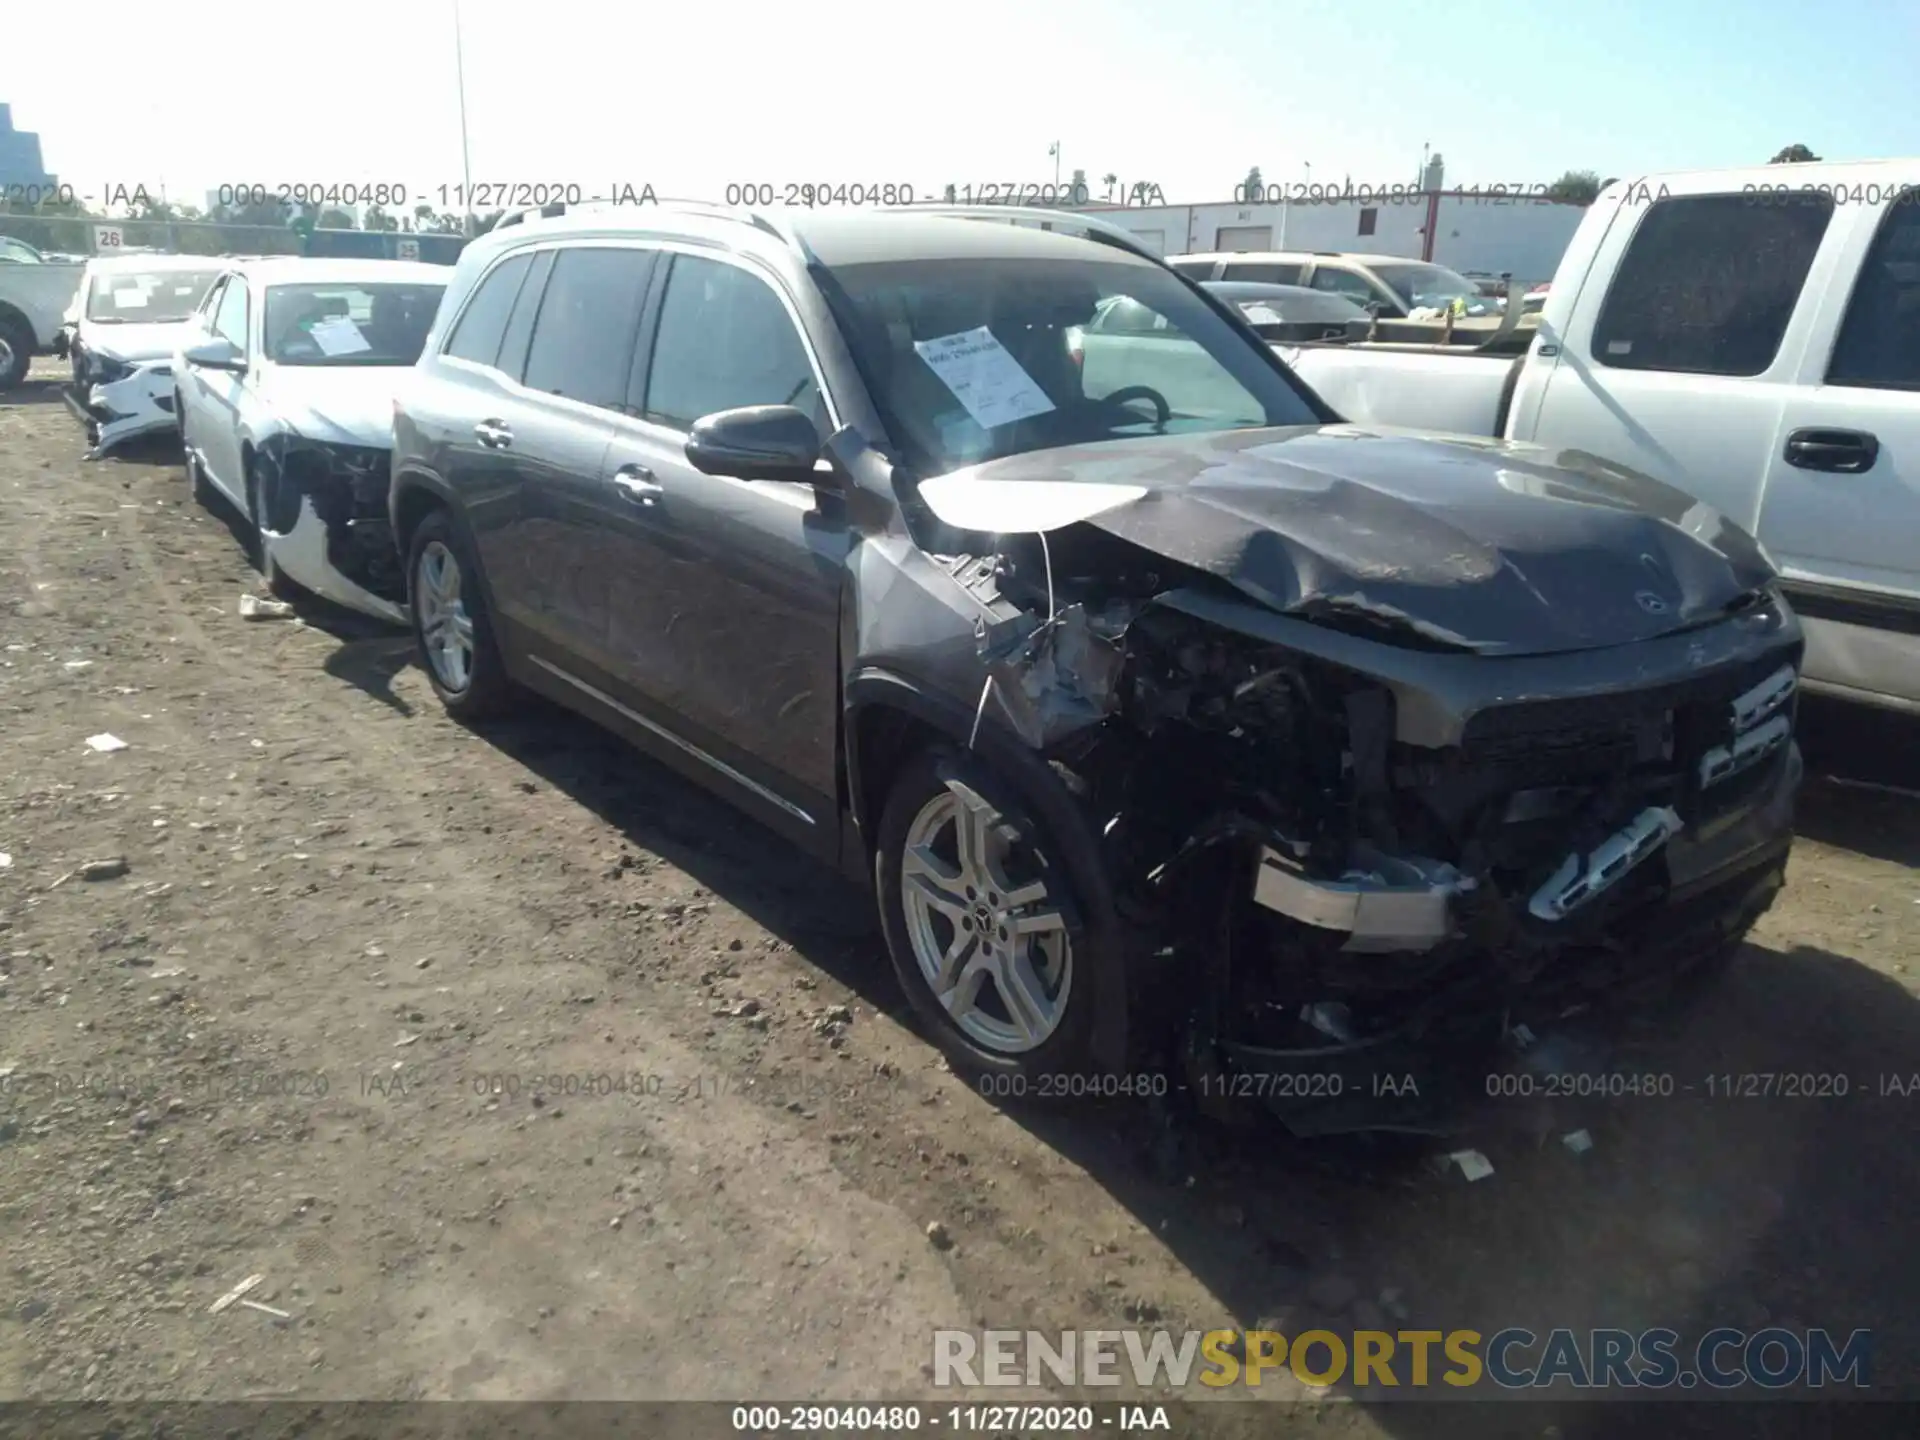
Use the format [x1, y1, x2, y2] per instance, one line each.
[1168, 260, 1217, 280]
[521, 247, 655, 410]
[1826, 199, 1920, 391]
[444, 252, 531, 368]
[496, 250, 556, 383]
[1308, 266, 1377, 306]
[641, 254, 827, 433]
[1591, 193, 1834, 376]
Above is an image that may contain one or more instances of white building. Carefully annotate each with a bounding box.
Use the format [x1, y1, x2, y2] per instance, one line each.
[1076, 189, 1589, 288]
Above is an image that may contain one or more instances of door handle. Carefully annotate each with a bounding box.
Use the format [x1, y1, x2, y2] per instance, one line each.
[612, 464, 664, 505]
[1784, 427, 1878, 473]
[474, 418, 513, 450]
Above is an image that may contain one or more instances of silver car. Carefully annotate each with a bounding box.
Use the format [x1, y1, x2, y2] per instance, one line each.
[173, 257, 446, 620]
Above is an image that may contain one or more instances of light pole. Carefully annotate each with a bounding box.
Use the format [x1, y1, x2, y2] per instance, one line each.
[454, 0, 475, 236]
[1049, 141, 1060, 188]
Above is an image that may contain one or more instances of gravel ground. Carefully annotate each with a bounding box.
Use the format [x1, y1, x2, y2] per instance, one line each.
[4, 362, 1918, 1437]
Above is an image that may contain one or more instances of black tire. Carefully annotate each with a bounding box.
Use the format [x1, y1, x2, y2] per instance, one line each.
[0, 314, 32, 390]
[406, 507, 518, 720]
[874, 747, 1103, 1088]
[186, 449, 216, 508]
[243, 459, 301, 601]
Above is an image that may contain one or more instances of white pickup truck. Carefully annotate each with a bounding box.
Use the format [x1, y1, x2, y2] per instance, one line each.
[1282, 159, 1920, 715]
[0, 235, 86, 389]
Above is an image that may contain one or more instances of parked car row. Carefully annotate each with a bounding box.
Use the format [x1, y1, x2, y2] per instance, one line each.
[112, 198, 1806, 1134]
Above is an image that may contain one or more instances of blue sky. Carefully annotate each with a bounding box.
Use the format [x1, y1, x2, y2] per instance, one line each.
[7, 0, 1917, 212]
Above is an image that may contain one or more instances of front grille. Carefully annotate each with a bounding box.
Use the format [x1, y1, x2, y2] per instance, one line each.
[1460, 651, 1791, 755]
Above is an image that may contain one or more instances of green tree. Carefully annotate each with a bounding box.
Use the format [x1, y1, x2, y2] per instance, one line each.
[1770, 143, 1821, 164]
[1126, 180, 1164, 205]
[1101, 172, 1118, 201]
[319, 208, 355, 229]
[1545, 168, 1602, 204]
[1068, 167, 1088, 201]
[1241, 165, 1263, 199]
[470, 210, 506, 235]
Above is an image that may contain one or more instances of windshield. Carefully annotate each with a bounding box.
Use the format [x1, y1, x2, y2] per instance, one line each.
[1371, 262, 1491, 313]
[263, 281, 446, 365]
[85, 269, 222, 323]
[820, 256, 1320, 476]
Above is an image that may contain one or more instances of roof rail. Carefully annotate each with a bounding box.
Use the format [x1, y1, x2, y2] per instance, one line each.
[488, 196, 806, 252]
[891, 204, 1162, 262]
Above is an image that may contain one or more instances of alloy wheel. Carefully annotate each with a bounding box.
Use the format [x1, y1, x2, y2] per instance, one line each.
[898, 779, 1072, 1054]
[416, 539, 476, 694]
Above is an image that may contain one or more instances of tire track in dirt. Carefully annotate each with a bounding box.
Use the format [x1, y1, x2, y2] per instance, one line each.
[5, 458, 974, 1401]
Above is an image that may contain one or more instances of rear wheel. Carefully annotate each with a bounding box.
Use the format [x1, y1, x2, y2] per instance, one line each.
[407, 509, 518, 719]
[0, 315, 32, 391]
[875, 749, 1099, 1086]
[185, 449, 216, 508]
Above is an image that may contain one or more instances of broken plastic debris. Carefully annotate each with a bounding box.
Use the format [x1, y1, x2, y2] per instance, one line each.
[64, 659, 93, 671]
[1507, 1022, 1537, 1050]
[209, 1274, 266, 1314]
[239, 593, 296, 620]
[1562, 1129, 1594, 1155]
[85, 733, 129, 753]
[238, 1298, 292, 1320]
[1445, 1149, 1495, 1182]
[0, 852, 9, 869]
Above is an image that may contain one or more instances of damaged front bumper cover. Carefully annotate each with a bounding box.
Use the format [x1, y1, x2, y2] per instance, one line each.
[1219, 740, 1802, 1136]
[65, 362, 177, 458]
[256, 436, 408, 625]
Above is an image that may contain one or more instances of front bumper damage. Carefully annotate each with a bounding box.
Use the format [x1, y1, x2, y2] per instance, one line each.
[64, 357, 177, 458]
[912, 523, 1805, 1138]
[254, 435, 407, 624]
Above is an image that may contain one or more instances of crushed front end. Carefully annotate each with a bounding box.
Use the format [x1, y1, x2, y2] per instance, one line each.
[254, 436, 407, 622]
[66, 353, 178, 457]
[957, 534, 1804, 1136]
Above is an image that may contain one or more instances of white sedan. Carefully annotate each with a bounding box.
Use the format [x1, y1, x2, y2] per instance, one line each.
[64, 254, 226, 455]
[174, 258, 448, 623]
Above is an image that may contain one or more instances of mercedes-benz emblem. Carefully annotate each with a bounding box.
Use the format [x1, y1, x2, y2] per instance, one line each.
[1635, 590, 1670, 614]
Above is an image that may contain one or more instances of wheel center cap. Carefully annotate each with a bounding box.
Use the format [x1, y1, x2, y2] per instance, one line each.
[972, 902, 995, 932]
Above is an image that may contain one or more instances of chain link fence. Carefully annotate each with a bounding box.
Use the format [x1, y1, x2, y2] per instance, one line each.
[1, 213, 303, 258]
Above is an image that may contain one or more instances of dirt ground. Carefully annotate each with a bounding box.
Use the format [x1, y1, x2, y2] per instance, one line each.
[4, 360, 1919, 1437]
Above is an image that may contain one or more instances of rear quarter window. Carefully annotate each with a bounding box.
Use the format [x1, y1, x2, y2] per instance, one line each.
[1591, 193, 1833, 377]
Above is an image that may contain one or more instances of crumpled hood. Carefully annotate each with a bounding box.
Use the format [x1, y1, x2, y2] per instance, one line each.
[79, 320, 196, 365]
[256, 365, 410, 447]
[920, 425, 1779, 656]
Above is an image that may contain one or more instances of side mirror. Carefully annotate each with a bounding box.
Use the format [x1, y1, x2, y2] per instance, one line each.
[184, 336, 245, 371]
[685, 405, 827, 485]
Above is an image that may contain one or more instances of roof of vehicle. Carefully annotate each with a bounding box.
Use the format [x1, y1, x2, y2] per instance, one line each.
[1612, 157, 1918, 195]
[220, 257, 453, 287]
[84, 252, 227, 275]
[468, 203, 1162, 273]
[1172, 250, 1447, 267]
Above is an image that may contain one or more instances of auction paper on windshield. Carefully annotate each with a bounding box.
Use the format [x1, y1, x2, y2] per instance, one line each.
[308, 316, 373, 357]
[913, 327, 1056, 431]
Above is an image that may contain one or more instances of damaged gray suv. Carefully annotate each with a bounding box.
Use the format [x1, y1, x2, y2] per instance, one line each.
[390, 203, 1804, 1132]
